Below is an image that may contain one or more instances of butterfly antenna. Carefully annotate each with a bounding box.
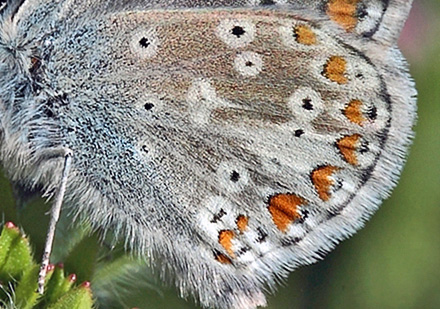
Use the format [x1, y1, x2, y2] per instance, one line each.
[37, 150, 73, 294]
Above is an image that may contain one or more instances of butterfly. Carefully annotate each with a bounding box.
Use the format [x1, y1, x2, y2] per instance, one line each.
[0, 0, 416, 308]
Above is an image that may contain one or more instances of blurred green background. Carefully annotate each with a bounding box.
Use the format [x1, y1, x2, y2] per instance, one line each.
[1, 1, 439, 308]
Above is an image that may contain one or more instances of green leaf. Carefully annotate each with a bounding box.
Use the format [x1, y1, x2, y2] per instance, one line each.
[0, 222, 19, 271]
[47, 282, 93, 309]
[0, 222, 34, 282]
[45, 264, 76, 305]
[0, 222, 96, 308]
[14, 264, 42, 309]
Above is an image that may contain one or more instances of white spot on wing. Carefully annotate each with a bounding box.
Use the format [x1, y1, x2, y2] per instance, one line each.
[130, 27, 159, 59]
[234, 51, 263, 77]
[216, 19, 256, 48]
[134, 92, 164, 112]
[216, 161, 250, 193]
[287, 87, 324, 123]
[186, 78, 232, 124]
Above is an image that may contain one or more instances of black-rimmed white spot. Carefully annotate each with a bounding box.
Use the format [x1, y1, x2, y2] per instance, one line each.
[234, 52, 263, 77]
[217, 19, 256, 48]
[130, 28, 159, 59]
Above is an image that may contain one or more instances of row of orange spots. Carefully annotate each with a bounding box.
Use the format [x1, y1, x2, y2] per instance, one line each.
[294, 25, 317, 45]
[216, 141, 363, 256]
[323, 56, 348, 84]
[341, 98, 367, 165]
[265, 165, 342, 233]
[266, 136, 366, 234]
[215, 215, 249, 264]
[326, 0, 360, 31]
[311, 166, 340, 201]
[267, 167, 341, 232]
[337, 134, 361, 165]
[268, 193, 306, 232]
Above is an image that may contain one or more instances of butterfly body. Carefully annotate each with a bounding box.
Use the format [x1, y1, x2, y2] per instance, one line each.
[0, 1, 416, 308]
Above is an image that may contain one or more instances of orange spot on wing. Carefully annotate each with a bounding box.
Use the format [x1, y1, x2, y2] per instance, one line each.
[294, 25, 317, 45]
[268, 193, 306, 232]
[337, 134, 361, 165]
[215, 252, 232, 264]
[236, 215, 248, 233]
[323, 56, 348, 84]
[327, 0, 360, 31]
[344, 99, 365, 125]
[218, 230, 235, 257]
[312, 166, 339, 201]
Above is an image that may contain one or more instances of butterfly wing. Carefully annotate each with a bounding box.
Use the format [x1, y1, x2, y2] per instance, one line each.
[3, 0, 415, 308]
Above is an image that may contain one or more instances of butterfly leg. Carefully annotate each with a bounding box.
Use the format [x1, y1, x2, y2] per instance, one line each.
[37, 149, 73, 294]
